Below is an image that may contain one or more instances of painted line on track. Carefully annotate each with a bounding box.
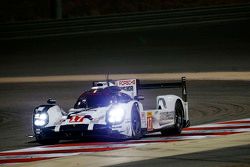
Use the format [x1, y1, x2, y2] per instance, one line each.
[0, 72, 250, 83]
[0, 118, 250, 165]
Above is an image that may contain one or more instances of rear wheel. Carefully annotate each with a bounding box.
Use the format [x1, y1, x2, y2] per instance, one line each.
[161, 100, 184, 136]
[131, 104, 142, 140]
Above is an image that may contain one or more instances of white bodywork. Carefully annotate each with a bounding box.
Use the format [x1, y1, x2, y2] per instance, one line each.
[33, 78, 189, 139]
[144, 95, 189, 132]
[60, 101, 143, 137]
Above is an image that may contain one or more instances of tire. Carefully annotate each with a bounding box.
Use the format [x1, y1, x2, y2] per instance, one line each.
[131, 104, 142, 140]
[161, 100, 184, 136]
[36, 135, 59, 145]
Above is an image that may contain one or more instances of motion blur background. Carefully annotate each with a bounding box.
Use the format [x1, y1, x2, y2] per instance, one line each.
[0, 0, 248, 23]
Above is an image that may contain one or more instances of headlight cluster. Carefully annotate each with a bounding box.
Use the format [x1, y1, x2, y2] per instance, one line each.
[107, 105, 125, 124]
[34, 112, 49, 126]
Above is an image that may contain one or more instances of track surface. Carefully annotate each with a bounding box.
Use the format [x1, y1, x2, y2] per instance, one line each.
[0, 80, 250, 152]
[112, 144, 250, 167]
[1, 118, 250, 165]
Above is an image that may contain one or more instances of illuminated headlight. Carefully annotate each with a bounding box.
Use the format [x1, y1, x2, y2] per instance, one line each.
[34, 113, 48, 126]
[107, 105, 125, 124]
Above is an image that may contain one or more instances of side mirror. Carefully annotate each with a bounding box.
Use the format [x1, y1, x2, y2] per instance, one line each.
[134, 95, 144, 101]
[47, 98, 56, 104]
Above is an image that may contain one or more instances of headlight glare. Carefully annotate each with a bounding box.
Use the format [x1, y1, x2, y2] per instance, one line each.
[108, 105, 125, 124]
[34, 113, 40, 119]
[34, 120, 46, 126]
[40, 113, 48, 120]
[34, 112, 48, 126]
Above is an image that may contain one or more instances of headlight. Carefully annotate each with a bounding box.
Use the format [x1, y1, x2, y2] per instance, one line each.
[34, 112, 48, 126]
[107, 105, 125, 124]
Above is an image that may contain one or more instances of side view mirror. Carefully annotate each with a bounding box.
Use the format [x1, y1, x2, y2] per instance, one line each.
[47, 98, 56, 104]
[134, 95, 144, 101]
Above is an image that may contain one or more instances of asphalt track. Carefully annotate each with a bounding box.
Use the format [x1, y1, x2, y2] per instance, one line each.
[0, 18, 250, 166]
[112, 144, 250, 167]
[0, 80, 250, 152]
[1, 119, 250, 165]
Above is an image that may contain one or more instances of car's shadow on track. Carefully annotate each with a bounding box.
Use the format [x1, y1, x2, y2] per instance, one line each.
[26, 132, 166, 146]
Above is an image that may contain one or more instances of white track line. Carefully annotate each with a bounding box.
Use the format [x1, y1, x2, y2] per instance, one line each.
[182, 128, 250, 134]
[0, 72, 250, 83]
[0, 153, 80, 160]
[189, 123, 250, 128]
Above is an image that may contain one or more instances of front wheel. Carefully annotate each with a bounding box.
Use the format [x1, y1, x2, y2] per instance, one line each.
[161, 100, 184, 136]
[131, 104, 142, 140]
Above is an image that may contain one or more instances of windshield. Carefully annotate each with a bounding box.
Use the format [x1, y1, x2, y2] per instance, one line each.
[74, 88, 132, 109]
[74, 93, 112, 109]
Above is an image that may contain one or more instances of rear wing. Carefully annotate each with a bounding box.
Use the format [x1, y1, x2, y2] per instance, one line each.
[92, 77, 187, 102]
[138, 77, 187, 102]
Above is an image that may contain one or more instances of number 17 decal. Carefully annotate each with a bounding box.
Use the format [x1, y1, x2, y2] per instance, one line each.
[69, 116, 84, 123]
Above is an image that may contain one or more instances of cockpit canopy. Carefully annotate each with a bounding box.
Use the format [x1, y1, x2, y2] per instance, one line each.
[74, 86, 132, 109]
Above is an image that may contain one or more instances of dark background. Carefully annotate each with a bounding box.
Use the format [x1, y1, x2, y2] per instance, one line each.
[0, 0, 249, 23]
[1, 19, 250, 77]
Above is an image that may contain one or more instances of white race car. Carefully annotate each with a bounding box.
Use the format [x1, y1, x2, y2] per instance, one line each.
[32, 78, 190, 144]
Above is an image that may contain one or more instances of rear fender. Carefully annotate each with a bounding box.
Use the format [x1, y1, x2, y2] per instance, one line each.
[157, 95, 189, 126]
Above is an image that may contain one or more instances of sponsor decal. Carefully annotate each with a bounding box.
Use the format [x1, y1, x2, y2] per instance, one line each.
[69, 116, 84, 123]
[141, 112, 145, 118]
[147, 112, 153, 118]
[147, 112, 153, 131]
[120, 86, 134, 92]
[118, 79, 136, 86]
[141, 112, 147, 128]
[116, 79, 137, 97]
[160, 111, 174, 121]
[112, 125, 122, 129]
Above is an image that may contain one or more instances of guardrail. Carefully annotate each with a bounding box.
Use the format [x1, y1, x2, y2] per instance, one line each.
[1, 3, 250, 40]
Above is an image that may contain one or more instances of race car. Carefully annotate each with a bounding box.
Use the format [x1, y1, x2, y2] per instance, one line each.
[32, 77, 190, 144]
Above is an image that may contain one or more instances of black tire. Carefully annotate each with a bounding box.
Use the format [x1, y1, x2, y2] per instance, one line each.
[161, 100, 184, 136]
[131, 104, 142, 140]
[36, 135, 59, 145]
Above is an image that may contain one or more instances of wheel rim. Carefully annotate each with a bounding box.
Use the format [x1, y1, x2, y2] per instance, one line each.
[175, 104, 183, 129]
[176, 114, 181, 128]
[132, 111, 140, 135]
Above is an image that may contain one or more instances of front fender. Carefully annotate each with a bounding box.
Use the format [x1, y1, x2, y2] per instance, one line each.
[33, 105, 64, 129]
[46, 105, 65, 127]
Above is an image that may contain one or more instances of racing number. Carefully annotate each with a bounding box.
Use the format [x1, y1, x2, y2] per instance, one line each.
[147, 112, 153, 131]
[69, 116, 84, 123]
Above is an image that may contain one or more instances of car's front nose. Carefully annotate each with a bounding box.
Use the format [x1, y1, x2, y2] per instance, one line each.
[58, 124, 126, 139]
